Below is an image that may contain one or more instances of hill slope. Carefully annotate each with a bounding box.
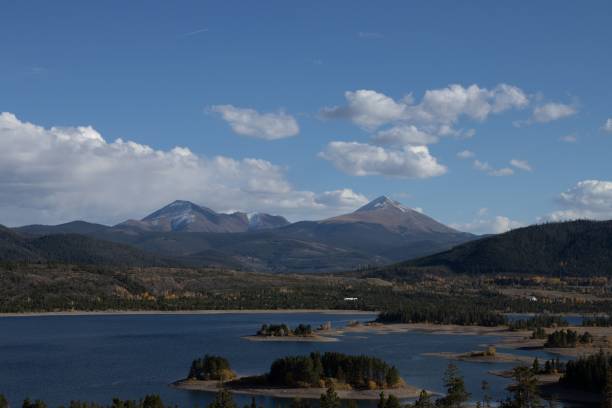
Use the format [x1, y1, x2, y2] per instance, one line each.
[1, 226, 170, 267]
[392, 220, 612, 276]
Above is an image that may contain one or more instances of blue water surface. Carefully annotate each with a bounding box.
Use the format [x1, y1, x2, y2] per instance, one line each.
[0, 313, 563, 408]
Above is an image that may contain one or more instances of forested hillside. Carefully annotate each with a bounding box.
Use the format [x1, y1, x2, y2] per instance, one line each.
[388, 220, 612, 277]
[1, 226, 169, 267]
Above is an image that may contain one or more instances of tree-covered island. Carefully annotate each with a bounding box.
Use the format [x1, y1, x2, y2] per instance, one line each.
[242, 322, 338, 342]
[176, 352, 412, 399]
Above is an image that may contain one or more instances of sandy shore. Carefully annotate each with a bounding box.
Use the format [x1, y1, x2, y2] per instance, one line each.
[242, 334, 339, 343]
[334, 322, 612, 358]
[494, 325, 612, 357]
[0, 309, 378, 318]
[172, 379, 424, 400]
[423, 351, 533, 364]
[329, 322, 514, 337]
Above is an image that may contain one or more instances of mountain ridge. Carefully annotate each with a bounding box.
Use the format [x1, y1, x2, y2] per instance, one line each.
[11, 196, 475, 272]
[114, 200, 290, 233]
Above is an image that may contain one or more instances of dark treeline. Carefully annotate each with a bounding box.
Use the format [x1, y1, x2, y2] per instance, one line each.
[531, 357, 564, 375]
[583, 316, 612, 327]
[256, 324, 313, 337]
[530, 327, 546, 339]
[231, 352, 401, 389]
[7, 395, 172, 408]
[267, 352, 400, 389]
[507, 315, 568, 331]
[376, 301, 506, 326]
[188, 355, 235, 381]
[561, 351, 612, 393]
[544, 329, 593, 348]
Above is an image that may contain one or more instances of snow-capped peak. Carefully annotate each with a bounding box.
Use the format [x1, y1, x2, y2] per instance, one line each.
[356, 196, 412, 213]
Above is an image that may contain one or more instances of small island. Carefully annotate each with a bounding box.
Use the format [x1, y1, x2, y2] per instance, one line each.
[174, 352, 423, 400]
[424, 346, 533, 364]
[242, 323, 338, 342]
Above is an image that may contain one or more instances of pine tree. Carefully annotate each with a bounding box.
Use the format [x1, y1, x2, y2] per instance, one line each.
[532, 358, 540, 374]
[377, 392, 386, 408]
[320, 386, 340, 408]
[505, 366, 541, 408]
[481, 381, 492, 408]
[0, 394, 8, 408]
[413, 390, 434, 408]
[603, 368, 612, 408]
[437, 364, 470, 408]
[289, 399, 310, 408]
[207, 390, 236, 408]
[385, 395, 401, 408]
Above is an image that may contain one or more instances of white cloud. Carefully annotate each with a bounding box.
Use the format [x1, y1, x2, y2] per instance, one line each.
[321, 83, 528, 132]
[547, 180, 612, 221]
[451, 213, 523, 234]
[457, 150, 475, 159]
[314, 189, 369, 209]
[0, 112, 362, 226]
[531, 102, 576, 123]
[473, 160, 514, 176]
[320, 90, 406, 129]
[413, 84, 528, 125]
[603, 118, 612, 133]
[560, 134, 577, 143]
[211, 105, 299, 140]
[319, 141, 447, 178]
[490, 168, 515, 177]
[510, 159, 532, 172]
[373, 125, 438, 146]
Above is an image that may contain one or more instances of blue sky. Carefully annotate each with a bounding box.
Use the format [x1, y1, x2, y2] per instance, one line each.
[1, 1, 611, 232]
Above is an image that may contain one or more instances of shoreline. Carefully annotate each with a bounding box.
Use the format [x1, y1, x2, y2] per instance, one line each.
[242, 334, 339, 343]
[172, 379, 425, 400]
[0, 309, 379, 318]
[423, 351, 534, 364]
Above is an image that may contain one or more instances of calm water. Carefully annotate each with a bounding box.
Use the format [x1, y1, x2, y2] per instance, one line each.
[0, 313, 564, 408]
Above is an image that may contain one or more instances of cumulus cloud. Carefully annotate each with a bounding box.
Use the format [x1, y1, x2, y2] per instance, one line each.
[413, 83, 528, 125]
[603, 118, 612, 133]
[457, 150, 475, 159]
[451, 212, 524, 234]
[373, 125, 438, 146]
[531, 102, 576, 123]
[314, 189, 369, 209]
[0, 112, 363, 226]
[321, 83, 528, 132]
[473, 160, 514, 176]
[510, 159, 533, 172]
[547, 180, 612, 221]
[319, 141, 447, 178]
[211, 105, 299, 140]
[320, 90, 406, 129]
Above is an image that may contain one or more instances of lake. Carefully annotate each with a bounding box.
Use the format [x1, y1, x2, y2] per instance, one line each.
[0, 312, 565, 407]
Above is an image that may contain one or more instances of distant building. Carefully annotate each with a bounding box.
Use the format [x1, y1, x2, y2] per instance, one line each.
[528, 296, 538, 302]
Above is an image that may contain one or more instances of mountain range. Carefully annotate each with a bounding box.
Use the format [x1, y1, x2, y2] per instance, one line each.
[9, 196, 475, 272]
